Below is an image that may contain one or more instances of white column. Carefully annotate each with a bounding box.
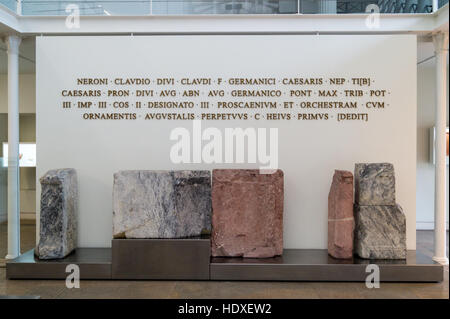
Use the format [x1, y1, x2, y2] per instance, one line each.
[432, 32, 449, 265]
[16, 0, 22, 15]
[5, 35, 21, 260]
[432, 0, 439, 12]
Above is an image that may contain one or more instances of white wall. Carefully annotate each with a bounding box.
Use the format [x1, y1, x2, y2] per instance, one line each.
[36, 35, 417, 249]
[416, 49, 449, 230]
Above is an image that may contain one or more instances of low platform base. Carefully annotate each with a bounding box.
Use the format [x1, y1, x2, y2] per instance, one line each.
[6, 248, 112, 280]
[211, 249, 444, 282]
[6, 248, 443, 282]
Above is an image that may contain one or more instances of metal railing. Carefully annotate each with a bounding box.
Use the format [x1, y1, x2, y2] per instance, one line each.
[1, 0, 447, 15]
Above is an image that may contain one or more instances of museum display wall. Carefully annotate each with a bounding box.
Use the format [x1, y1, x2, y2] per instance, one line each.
[35, 34, 417, 250]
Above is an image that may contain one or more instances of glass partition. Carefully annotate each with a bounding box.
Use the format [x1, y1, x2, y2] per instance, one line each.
[0, 0, 16, 11]
[1, 0, 446, 16]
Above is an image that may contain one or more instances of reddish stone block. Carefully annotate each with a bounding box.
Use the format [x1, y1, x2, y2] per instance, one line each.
[211, 169, 284, 258]
[328, 170, 354, 259]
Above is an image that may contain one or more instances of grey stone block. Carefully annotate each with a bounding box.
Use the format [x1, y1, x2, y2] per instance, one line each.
[354, 204, 406, 259]
[37, 168, 78, 259]
[113, 170, 211, 239]
[355, 163, 395, 206]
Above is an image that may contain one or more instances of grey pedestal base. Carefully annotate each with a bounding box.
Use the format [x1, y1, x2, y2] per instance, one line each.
[111, 237, 210, 280]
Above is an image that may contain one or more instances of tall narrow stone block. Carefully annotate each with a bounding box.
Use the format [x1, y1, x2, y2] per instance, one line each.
[37, 168, 78, 259]
[355, 163, 395, 205]
[354, 204, 406, 259]
[328, 170, 354, 259]
[113, 170, 211, 239]
[211, 169, 284, 258]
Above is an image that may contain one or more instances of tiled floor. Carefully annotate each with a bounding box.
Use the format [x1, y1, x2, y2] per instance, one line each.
[0, 223, 448, 299]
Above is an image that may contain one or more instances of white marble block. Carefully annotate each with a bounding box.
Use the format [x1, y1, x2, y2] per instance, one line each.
[113, 170, 211, 239]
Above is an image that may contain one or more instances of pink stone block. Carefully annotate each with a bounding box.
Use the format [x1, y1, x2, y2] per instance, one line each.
[211, 169, 284, 258]
[328, 170, 354, 259]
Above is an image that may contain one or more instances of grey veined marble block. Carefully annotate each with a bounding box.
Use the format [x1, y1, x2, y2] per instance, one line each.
[113, 170, 211, 239]
[354, 204, 406, 259]
[355, 163, 395, 206]
[36, 169, 78, 259]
